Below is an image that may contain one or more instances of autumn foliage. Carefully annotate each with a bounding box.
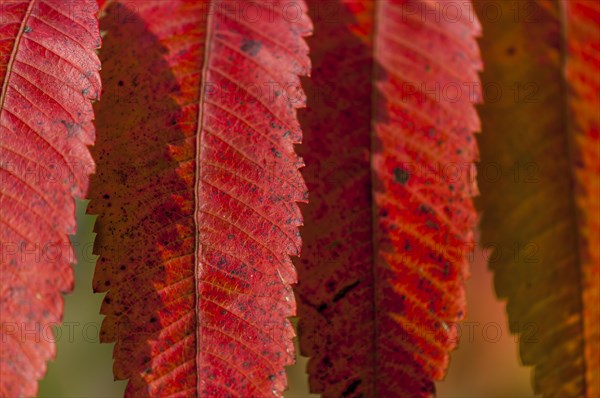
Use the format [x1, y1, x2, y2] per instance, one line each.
[0, 0, 598, 397]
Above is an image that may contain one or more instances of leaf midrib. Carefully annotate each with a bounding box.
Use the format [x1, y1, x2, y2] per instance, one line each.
[193, 0, 216, 395]
[0, 0, 36, 114]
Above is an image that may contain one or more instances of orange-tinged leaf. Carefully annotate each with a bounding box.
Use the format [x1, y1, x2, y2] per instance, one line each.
[475, 0, 599, 395]
[88, 0, 310, 396]
[0, 1, 101, 396]
[295, 1, 482, 396]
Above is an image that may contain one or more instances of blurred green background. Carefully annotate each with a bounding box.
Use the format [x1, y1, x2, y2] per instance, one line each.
[38, 201, 538, 397]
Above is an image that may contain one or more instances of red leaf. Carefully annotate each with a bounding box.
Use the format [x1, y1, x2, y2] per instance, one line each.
[88, 1, 310, 395]
[296, 1, 481, 396]
[0, 0, 101, 396]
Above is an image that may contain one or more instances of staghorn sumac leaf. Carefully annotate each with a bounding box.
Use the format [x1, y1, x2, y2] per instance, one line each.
[475, 0, 599, 395]
[0, 0, 101, 395]
[88, 0, 310, 396]
[0, 0, 101, 396]
[295, 1, 482, 396]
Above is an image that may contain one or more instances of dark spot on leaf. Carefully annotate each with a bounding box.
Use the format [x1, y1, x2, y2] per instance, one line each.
[271, 147, 282, 158]
[506, 46, 516, 56]
[419, 205, 433, 214]
[394, 167, 410, 185]
[443, 262, 450, 276]
[326, 281, 335, 292]
[60, 120, 77, 138]
[333, 280, 360, 303]
[425, 220, 440, 229]
[103, 194, 110, 199]
[240, 39, 262, 56]
[24, 26, 32, 33]
[342, 379, 362, 397]
[118, 80, 124, 86]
